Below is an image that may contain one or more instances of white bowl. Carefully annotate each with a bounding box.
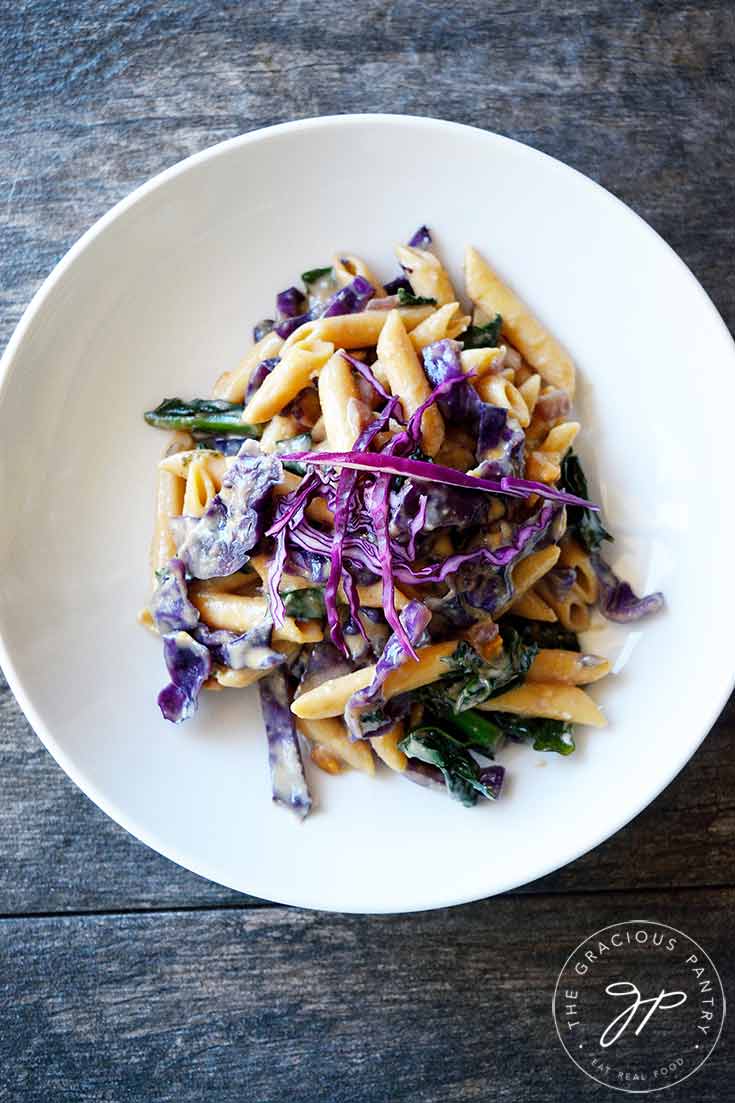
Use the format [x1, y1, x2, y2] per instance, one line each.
[1, 115, 733, 913]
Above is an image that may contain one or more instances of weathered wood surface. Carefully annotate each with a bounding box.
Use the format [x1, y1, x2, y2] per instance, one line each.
[1, 888, 732, 1102]
[1, 1, 734, 1099]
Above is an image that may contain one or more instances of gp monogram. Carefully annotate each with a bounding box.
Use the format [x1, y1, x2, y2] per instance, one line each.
[552, 921, 725, 1093]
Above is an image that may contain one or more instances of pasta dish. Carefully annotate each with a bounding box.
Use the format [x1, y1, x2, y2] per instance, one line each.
[141, 227, 663, 817]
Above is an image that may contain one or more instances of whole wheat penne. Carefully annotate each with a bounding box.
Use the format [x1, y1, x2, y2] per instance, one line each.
[527, 649, 611, 685]
[279, 305, 434, 352]
[191, 592, 323, 644]
[372, 722, 408, 772]
[409, 303, 471, 351]
[213, 329, 284, 402]
[465, 245, 575, 395]
[478, 683, 606, 726]
[151, 466, 185, 574]
[297, 717, 375, 775]
[377, 310, 445, 455]
[243, 338, 334, 423]
[318, 352, 361, 451]
[291, 641, 459, 719]
[395, 243, 458, 305]
[508, 588, 558, 622]
[333, 254, 385, 297]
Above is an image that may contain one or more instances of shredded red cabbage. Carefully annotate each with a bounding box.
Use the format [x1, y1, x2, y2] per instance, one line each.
[277, 450, 597, 509]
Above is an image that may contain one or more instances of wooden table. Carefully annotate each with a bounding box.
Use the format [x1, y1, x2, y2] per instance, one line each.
[1, 3, 733, 1099]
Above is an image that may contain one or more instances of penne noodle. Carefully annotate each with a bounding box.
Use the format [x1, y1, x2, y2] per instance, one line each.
[213, 330, 284, 402]
[372, 721, 408, 772]
[518, 373, 542, 417]
[259, 414, 301, 453]
[291, 641, 459, 719]
[242, 338, 334, 424]
[377, 310, 445, 456]
[460, 346, 505, 378]
[559, 535, 599, 604]
[395, 243, 458, 305]
[509, 588, 558, 622]
[475, 375, 531, 427]
[497, 546, 561, 614]
[478, 683, 606, 727]
[150, 466, 185, 574]
[191, 592, 323, 644]
[409, 303, 471, 351]
[536, 579, 592, 632]
[279, 305, 434, 353]
[333, 254, 386, 297]
[464, 245, 575, 395]
[318, 352, 361, 451]
[182, 455, 219, 518]
[214, 667, 268, 689]
[297, 717, 375, 775]
[527, 649, 611, 685]
[160, 449, 227, 484]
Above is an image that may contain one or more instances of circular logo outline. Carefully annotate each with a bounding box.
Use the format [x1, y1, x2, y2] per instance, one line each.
[552, 919, 726, 1094]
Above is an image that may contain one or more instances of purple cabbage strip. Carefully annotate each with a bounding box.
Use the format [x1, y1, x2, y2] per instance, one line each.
[478, 765, 505, 800]
[408, 225, 432, 248]
[297, 642, 355, 697]
[245, 357, 279, 403]
[158, 631, 212, 723]
[280, 449, 595, 509]
[173, 443, 283, 579]
[591, 555, 665, 623]
[403, 760, 447, 793]
[321, 275, 374, 317]
[276, 286, 306, 319]
[253, 318, 275, 343]
[367, 474, 415, 658]
[340, 351, 394, 403]
[383, 275, 412, 296]
[274, 275, 374, 339]
[401, 501, 561, 586]
[266, 527, 289, 629]
[344, 601, 431, 740]
[324, 468, 356, 655]
[150, 558, 199, 634]
[405, 493, 428, 561]
[193, 620, 284, 671]
[259, 669, 312, 819]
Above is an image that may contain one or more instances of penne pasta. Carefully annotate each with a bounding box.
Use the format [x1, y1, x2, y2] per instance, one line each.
[559, 535, 599, 604]
[191, 591, 323, 644]
[409, 303, 471, 351]
[395, 243, 458, 305]
[243, 338, 335, 424]
[464, 245, 576, 395]
[333, 254, 386, 298]
[478, 683, 606, 727]
[291, 641, 459, 719]
[535, 579, 592, 632]
[318, 352, 361, 451]
[509, 588, 558, 622]
[377, 310, 445, 455]
[213, 329, 284, 402]
[150, 466, 185, 574]
[527, 649, 611, 685]
[297, 716, 376, 775]
[182, 455, 219, 518]
[372, 722, 408, 772]
[460, 346, 505, 378]
[278, 304, 435, 353]
[475, 374, 531, 427]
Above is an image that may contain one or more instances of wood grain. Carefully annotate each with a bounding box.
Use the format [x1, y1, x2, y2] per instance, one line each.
[0, 889, 732, 1102]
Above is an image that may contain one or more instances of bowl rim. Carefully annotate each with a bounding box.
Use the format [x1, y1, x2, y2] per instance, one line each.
[1, 112, 734, 912]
